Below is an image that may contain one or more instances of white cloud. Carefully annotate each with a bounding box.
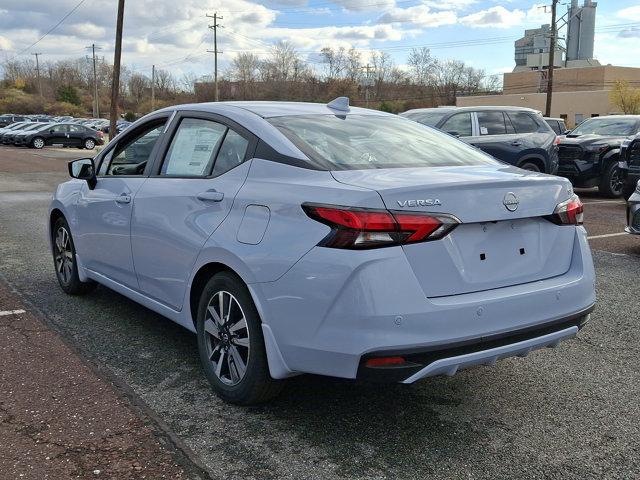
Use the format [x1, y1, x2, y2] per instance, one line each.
[0, 35, 13, 51]
[328, 0, 395, 12]
[422, 0, 476, 11]
[377, 6, 457, 28]
[460, 6, 525, 28]
[617, 5, 640, 18]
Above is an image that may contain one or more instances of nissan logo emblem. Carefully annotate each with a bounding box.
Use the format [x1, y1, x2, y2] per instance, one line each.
[503, 192, 519, 212]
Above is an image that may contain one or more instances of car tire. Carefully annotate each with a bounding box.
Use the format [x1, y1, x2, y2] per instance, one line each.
[84, 138, 96, 150]
[519, 161, 541, 172]
[31, 137, 45, 149]
[196, 271, 284, 405]
[599, 161, 624, 198]
[52, 217, 97, 295]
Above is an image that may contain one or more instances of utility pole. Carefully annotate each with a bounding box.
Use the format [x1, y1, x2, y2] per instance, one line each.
[361, 64, 374, 108]
[32, 53, 43, 102]
[545, 0, 558, 117]
[110, 0, 125, 138]
[206, 13, 223, 102]
[151, 64, 156, 110]
[87, 44, 101, 118]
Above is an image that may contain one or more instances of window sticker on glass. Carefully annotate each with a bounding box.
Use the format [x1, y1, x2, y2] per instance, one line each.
[162, 119, 227, 176]
[480, 126, 488, 135]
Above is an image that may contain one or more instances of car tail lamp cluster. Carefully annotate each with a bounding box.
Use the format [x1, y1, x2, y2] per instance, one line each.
[546, 194, 584, 226]
[302, 204, 460, 249]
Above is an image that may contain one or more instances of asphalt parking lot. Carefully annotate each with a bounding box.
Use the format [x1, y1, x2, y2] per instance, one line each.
[1, 146, 639, 479]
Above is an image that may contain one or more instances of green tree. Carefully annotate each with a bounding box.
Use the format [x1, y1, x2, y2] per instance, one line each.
[56, 85, 81, 106]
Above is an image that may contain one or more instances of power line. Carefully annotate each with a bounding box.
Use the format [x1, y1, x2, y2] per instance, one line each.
[15, 0, 88, 56]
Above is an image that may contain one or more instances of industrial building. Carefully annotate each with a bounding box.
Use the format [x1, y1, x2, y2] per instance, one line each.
[458, 0, 640, 127]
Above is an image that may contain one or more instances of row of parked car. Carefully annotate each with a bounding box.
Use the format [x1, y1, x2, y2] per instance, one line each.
[0, 114, 134, 150]
[402, 106, 640, 198]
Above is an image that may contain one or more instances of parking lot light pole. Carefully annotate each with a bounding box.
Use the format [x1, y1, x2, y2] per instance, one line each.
[545, 0, 558, 118]
[110, 0, 125, 138]
[32, 53, 43, 103]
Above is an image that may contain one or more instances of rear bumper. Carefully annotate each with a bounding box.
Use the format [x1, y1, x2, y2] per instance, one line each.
[254, 227, 596, 380]
[358, 306, 592, 383]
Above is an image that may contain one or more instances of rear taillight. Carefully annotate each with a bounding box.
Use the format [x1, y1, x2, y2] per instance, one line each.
[97, 131, 104, 138]
[546, 194, 583, 226]
[302, 204, 460, 249]
[554, 136, 561, 145]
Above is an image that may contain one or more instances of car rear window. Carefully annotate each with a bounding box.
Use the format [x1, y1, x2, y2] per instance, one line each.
[508, 112, 540, 134]
[268, 114, 497, 170]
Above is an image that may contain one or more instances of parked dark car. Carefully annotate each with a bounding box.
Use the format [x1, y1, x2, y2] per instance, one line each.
[0, 114, 30, 127]
[1, 123, 42, 144]
[621, 134, 640, 200]
[22, 123, 104, 149]
[557, 115, 640, 197]
[544, 117, 567, 135]
[400, 106, 559, 173]
[625, 138, 640, 231]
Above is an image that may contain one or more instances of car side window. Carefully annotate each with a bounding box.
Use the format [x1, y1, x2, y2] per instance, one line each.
[508, 112, 539, 134]
[161, 118, 227, 176]
[51, 125, 69, 134]
[68, 125, 81, 133]
[440, 113, 472, 137]
[477, 111, 507, 135]
[212, 130, 250, 176]
[99, 122, 166, 176]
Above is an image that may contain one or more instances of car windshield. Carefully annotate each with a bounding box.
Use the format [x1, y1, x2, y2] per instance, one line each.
[571, 117, 639, 136]
[401, 110, 451, 127]
[268, 114, 497, 170]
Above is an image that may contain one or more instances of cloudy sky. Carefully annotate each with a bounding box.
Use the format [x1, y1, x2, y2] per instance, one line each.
[0, 0, 639, 79]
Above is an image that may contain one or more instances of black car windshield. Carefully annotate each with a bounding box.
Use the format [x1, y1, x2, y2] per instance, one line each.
[401, 110, 451, 127]
[571, 117, 639, 136]
[268, 114, 497, 170]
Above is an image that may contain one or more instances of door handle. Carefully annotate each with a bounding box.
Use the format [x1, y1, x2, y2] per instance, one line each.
[197, 190, 224, 202]
[115, 194, 131, 204]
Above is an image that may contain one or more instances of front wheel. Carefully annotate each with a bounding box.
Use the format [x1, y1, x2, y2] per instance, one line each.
[519, 161, 541, 172]
[196, 272, 283, 405]
[52, 217, 96, 295]
[84, 138, 96, 150]
[599, 161, 624, 198]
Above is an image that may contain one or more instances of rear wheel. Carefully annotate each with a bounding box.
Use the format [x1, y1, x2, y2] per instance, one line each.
[599, 161, 624, 198]
[31, 137, 45, 149]
[52, 217, 96, 295]
[84, 138, 96, 150]
[196, 272, 283, 405]
[519, 161, 541, 172]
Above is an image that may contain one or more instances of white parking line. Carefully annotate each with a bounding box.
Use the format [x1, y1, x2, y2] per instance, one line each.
[587, 232, 627, 240]
[0, 309, 26, 317]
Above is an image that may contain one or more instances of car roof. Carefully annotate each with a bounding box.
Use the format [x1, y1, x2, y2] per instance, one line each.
[404, 106, 540, 114]
[157, 101, 394, 119]
[544, 117, 565, 121]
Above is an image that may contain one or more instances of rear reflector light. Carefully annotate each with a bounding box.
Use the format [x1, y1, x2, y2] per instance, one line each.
[365, 356, 406, 368]
[546, 194, 583, 226]
[303, 203, 460, 249]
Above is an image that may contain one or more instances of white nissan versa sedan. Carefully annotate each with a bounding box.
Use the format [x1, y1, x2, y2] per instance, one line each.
[49, 99, 596, 404]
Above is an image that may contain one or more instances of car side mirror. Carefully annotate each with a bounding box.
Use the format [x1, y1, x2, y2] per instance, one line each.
[49, 129, 55, 134]
[447, 131, 461, 138]
[68, 158, 97, 189]
[563, 130, 571, 135]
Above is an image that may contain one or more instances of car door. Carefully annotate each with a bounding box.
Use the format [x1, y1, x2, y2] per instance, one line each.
[47, 124, 69, 146]
[130, 112, 256, 310]
[73, 117, 169, 288]
[466, 111, 522, 164]
[67, 124, 83, 147]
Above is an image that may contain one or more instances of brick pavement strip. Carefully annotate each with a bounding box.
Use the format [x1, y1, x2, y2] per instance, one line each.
[0, 279, 208, 480]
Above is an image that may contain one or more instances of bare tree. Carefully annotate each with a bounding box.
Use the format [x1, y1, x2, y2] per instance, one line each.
[610, 80, 640, 114]
[320, 47, 347, 80]
[407, 47, 435, 86]
[230, 52, 260, 100]
[128, 73, 149, 104]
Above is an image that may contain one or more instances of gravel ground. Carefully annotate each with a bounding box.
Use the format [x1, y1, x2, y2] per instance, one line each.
[0, 147, 639, 479]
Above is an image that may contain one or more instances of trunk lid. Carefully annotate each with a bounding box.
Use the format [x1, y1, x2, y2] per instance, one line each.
[331, 165, 577, 297]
